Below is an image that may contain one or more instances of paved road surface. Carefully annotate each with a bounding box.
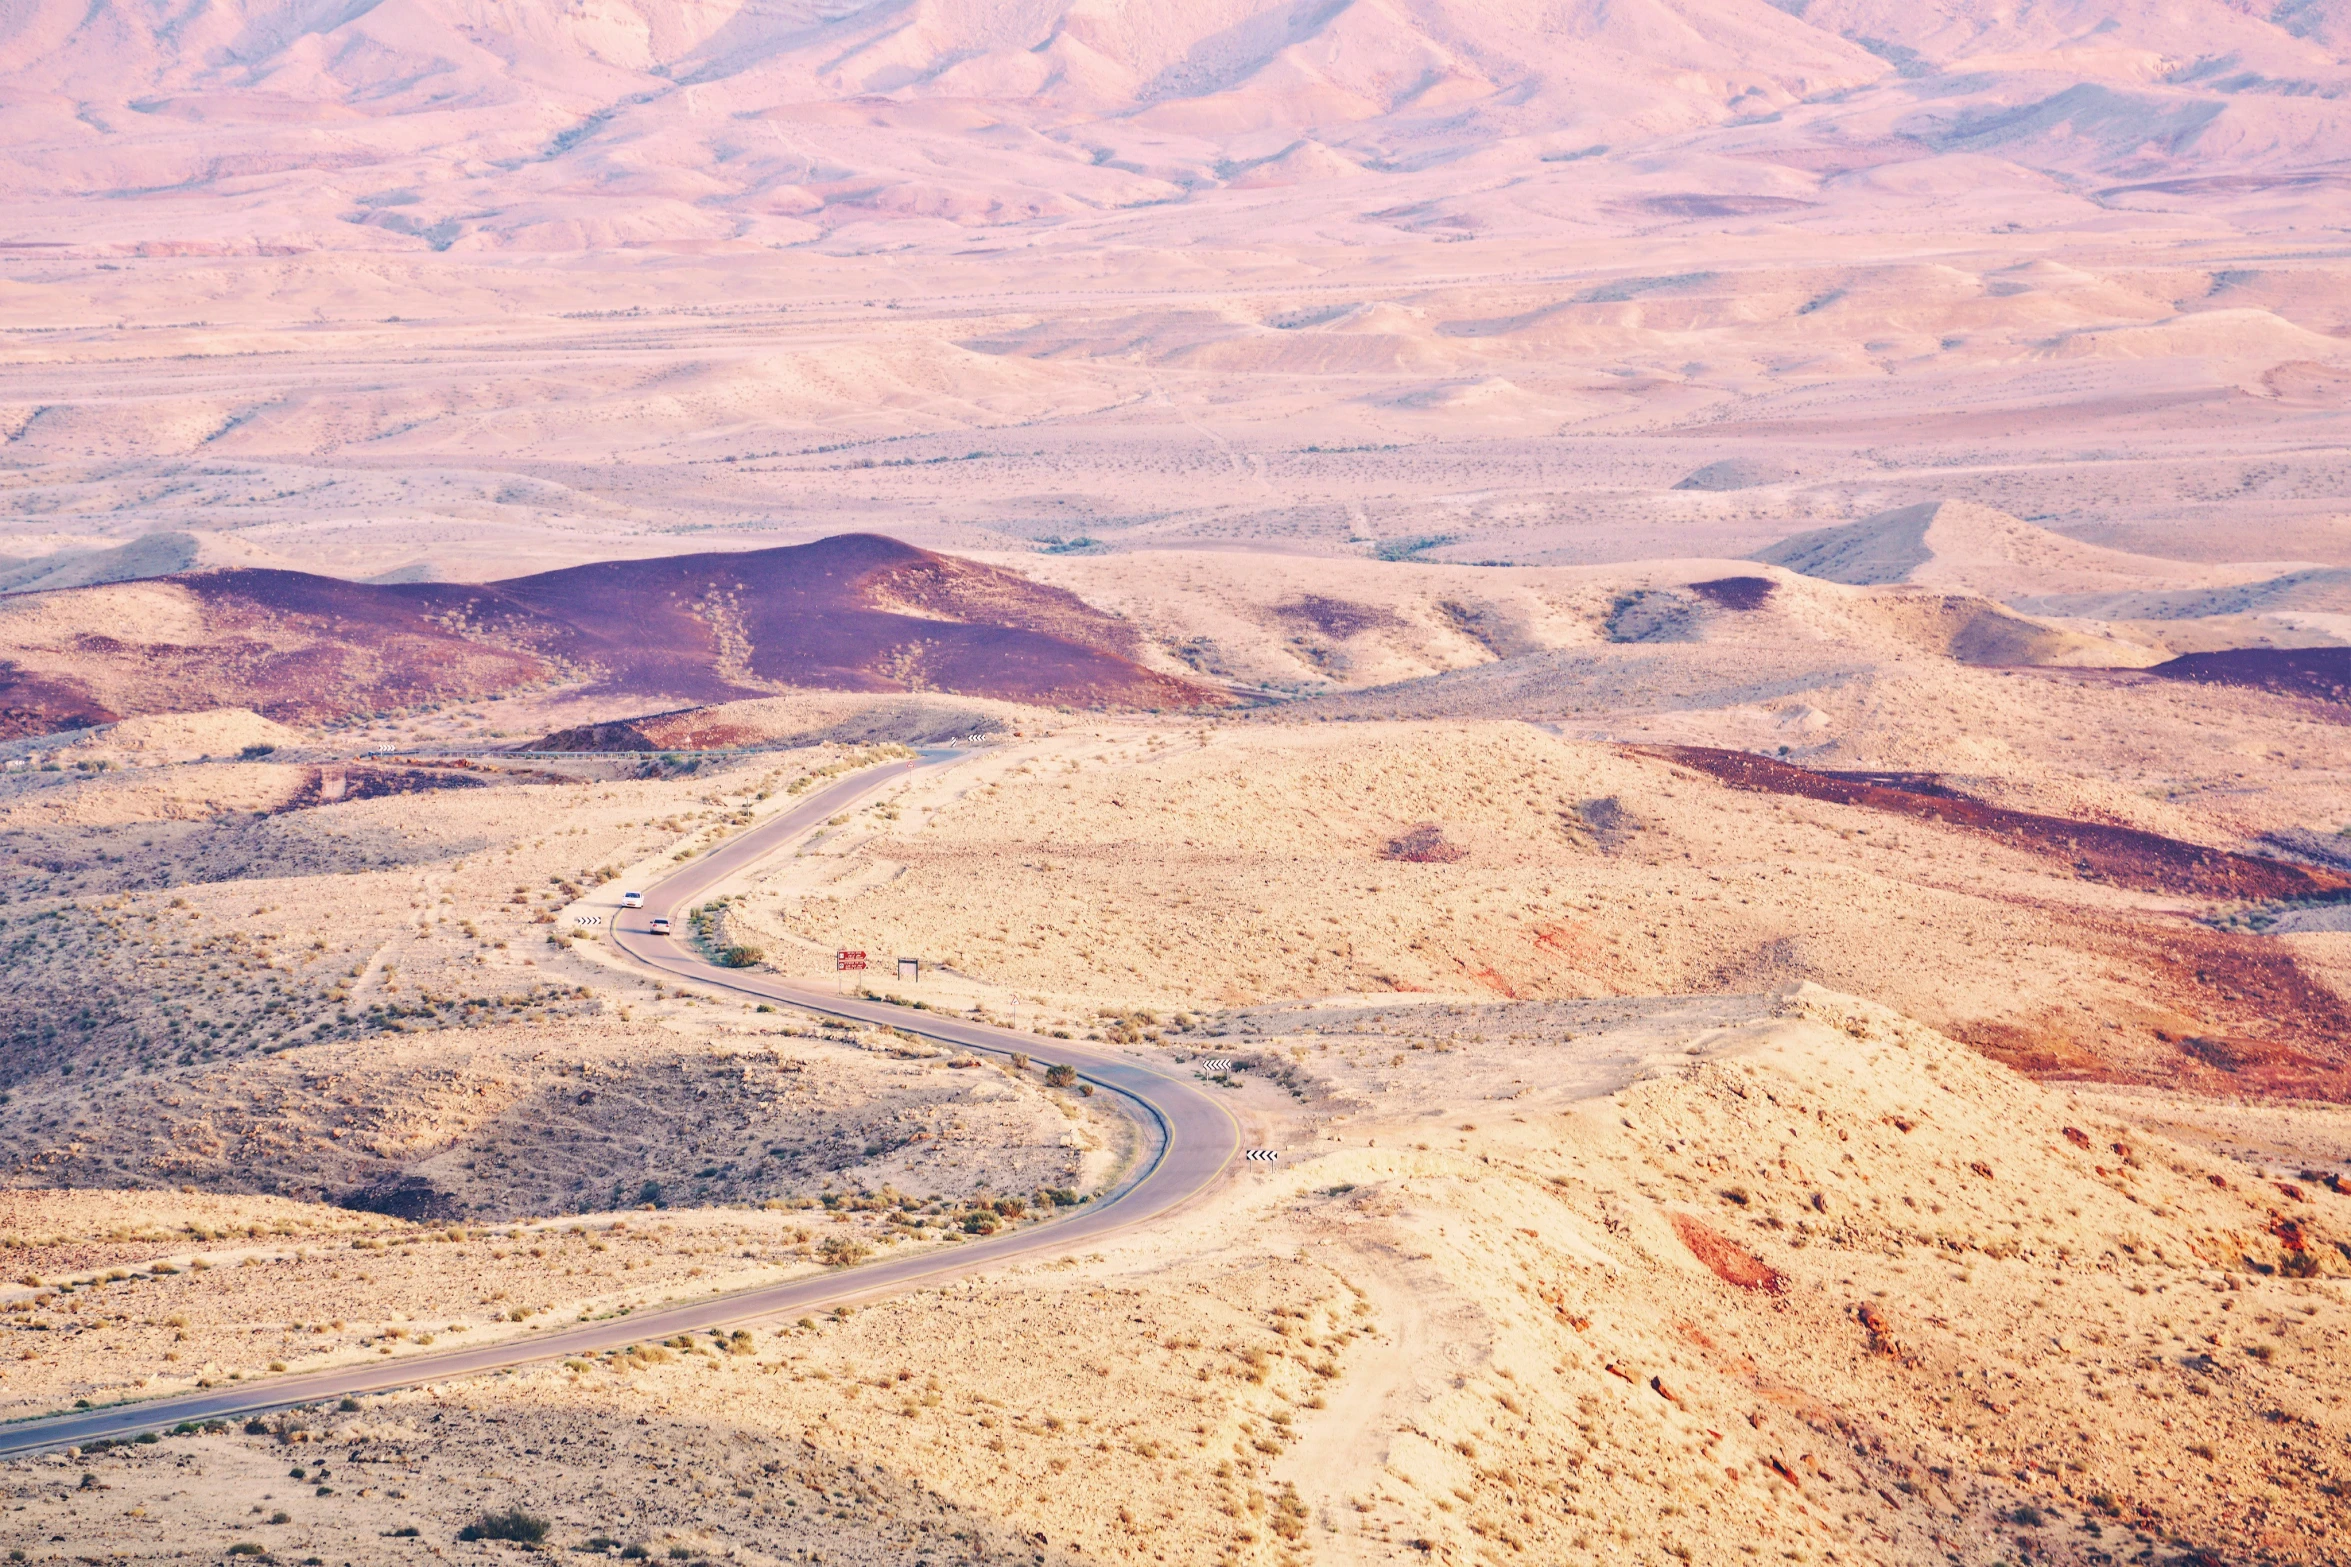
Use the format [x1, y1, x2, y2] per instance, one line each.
[0, 752, 1239, 1457]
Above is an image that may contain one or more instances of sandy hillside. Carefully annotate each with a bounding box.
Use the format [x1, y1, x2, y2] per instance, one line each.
[0, 0, 2347, 1556]
[10, 988, 2351, 1565]
[1003, 540, 2182, 699]
[1755, 501, 2308, 601]
[0, 665, 2343, 1565]
[714, 717, 2351, 1095]
[0, 0, 2342, 601]
[3, 246, 2346, 584]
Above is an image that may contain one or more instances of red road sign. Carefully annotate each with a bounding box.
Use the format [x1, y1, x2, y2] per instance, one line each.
[836, 950, 867, 971]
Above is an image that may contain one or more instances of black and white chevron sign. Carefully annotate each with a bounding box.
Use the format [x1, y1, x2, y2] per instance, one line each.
[1244, 1148, 1280, 1162]
[1196, 1058, 1235, 1075]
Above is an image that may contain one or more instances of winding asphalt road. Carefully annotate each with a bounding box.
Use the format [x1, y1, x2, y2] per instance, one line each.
[0, 752, 1240, 1457]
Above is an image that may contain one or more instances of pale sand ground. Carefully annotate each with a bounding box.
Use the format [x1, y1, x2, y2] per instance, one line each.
[3, 2, 2348, 1557]
[0, 677, 2343, 1561]
[1, 233, 2347, 589]
[9, 992, 2350, 1564]
[709, 715, 2349, 1083]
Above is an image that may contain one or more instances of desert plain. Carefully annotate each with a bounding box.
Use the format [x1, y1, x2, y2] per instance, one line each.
[4, 0, 2351, 1563]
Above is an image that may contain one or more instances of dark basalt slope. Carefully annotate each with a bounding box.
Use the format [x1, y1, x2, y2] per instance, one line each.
[0, 534, 1222, 736]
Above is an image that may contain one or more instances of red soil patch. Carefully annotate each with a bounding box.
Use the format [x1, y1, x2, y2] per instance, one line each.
[1645, 745, 2346, 902]
[0, 671, 117, 739]
[2148, 647, 2351, 709]
[1671, 1214, 1784, 1293]
[0, 534, 1225, 737]
[1466, 965, 1520, 998]
[1948, 916, 2351, 1100]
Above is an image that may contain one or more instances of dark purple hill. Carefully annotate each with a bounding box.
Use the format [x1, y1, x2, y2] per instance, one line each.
[0, 535, 1222, 736]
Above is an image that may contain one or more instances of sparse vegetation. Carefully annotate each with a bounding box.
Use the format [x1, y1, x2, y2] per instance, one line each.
[818, 1235, 871, 1267]
[457, 1507, 550, 1543]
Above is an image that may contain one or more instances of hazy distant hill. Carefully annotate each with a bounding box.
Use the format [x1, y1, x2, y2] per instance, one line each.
[1, 0, 2345, 250]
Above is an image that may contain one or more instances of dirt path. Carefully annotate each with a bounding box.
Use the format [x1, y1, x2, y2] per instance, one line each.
[1279, 1238, 1487, 1564]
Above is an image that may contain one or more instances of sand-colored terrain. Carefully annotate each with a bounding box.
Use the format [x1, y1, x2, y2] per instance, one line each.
[3, 242, 2348, 585]
[11, 988, 2351, 1564]
[716, 711, 2351, 1092]
[3, 0, 2350, 1559]
[0, 534, 2346, 1562]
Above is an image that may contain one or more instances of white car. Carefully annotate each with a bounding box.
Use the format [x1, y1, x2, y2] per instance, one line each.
[621, 891, 644, 909]
[650, 915, 672, 936]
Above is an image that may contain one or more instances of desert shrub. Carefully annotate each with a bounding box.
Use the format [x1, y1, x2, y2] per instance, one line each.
[337, 1397, 359, 1413]
[717, 945, 763, 968]
[458, 1508, 550, 1543]
[1044, 1064, 1077, 1088]
[621, 1546, 651, 1560]
[818, 1235, 870, 1268]
[960, 1211, 999, 1235]
[226, 1545, 266, 1557]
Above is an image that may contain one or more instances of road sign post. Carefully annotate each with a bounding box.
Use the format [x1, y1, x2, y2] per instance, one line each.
[897, 956, 920, 983]
[836, 949, 866, 996]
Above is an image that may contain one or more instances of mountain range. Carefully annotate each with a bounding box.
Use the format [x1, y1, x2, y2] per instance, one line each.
[3, 0, 2346, 252]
